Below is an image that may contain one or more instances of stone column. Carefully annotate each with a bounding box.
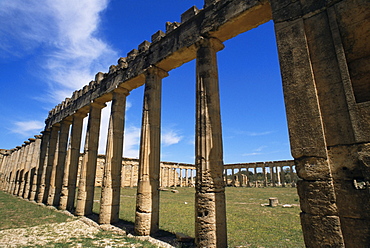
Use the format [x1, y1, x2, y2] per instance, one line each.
[9, 147, 21, 194]
[270, 166, 276, 187]
[41, 126, 60, 203]
[25, 137, 41, 199]
[130, 165, 135, 188]
[17, 142, 30, 196]
[289, 165, 294, 183]
[179, 168, 183, 187]
[280, 166, 285, 187]
[173, 167, 177, 187]
[135, 66, 168, 236]
[185, 169, 189, 187]
[195, 37, 227, 248]
[191, 169, 195, 186]
[276, 166, 281, 186]
[75, 101, 106, 216]
[35, 131, 51, 203]
[20, 140, 34, 198]
[121, 165, 126, 187]
[28, 136, 42, 200]
[99, 88, 129, 224]
[47, 120, 71, 206]
[270, 1, 367, 245]
[167, 167, 171, 187]
[231, 168, 235, 187]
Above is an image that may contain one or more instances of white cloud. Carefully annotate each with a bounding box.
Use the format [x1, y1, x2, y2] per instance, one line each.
[162, 129, 183, 147]
[242, 152, 262, 157]
[123, 126, 141, 158]
[0, 0, 118, 102]
[11, 121, 44, 136]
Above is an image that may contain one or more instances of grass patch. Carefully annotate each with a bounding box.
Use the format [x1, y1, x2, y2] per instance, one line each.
[93, 187, 304, 247]
[0, 191, 69, 230]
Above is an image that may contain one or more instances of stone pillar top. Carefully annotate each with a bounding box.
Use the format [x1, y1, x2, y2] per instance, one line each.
[195, 36, 224, 52]
[145, 65, 169, 79]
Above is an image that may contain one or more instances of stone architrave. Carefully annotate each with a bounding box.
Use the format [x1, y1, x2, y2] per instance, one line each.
[135, 66, 168, 236]
[99, 87, 129, 224]
[47, 120, 71, 206]
[59, 111, 86, 211]
[75, 101, 106, 216]
[194, 37, 227, 248]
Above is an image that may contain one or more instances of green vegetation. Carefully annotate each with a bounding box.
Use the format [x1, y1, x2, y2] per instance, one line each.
[0, 191, 69, 230]
[94, 186, 304, 248]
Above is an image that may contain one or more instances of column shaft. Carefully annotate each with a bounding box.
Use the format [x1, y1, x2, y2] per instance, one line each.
[47, 120, 71, 206]
[99, 88, 128, 224]
[75, 101, 105, 216]
[59, 112, 85, 211]
[195, 37, 227, 248]
[135, 66, 167, 236]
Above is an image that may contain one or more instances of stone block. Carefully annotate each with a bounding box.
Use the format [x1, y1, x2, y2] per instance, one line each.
[340, 217, 370, 247]
[270, 0, 302, 23]
[300, 213, 344, 248]
[127, 49, 138, 62]
[333, 180, 370, 219]
[151, 30, 165, 43]
[181, 6, 200, 23]
[138, 40, 151, 53]
[274, 19, 328, 159]
[297, 180, 338, 216]
[295, 157, 331, 180]
[165, 22, 180, 33]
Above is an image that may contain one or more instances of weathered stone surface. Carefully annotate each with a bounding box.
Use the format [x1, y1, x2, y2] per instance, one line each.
[295, 157, 331, 180]
[297, 180, 338, 216]
[300, 213, 344, 248]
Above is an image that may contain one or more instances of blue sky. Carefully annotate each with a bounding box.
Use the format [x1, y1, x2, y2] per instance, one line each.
[0, 0, 292, 164]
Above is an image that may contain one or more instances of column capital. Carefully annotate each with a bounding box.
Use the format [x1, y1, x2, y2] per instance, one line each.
[90, 101, 107, 109]
[113, 86, 130, 96]
[145, 65, 169, 79]
[195, 36, 224, 52]
[74, 109, 89, 119]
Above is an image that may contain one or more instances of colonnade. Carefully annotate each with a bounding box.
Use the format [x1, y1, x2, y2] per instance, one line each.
[0, 36, 227, 246]
[224, 161, 296, 187]
[1, 0, 369, 247]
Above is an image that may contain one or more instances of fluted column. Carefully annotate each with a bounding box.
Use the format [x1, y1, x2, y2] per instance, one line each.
[28, 136, 42, 200]
[135, 66, 168, 236]
[262, 166, 267, 187]
[47, 120, 71, 206]
[35, 130, 51, 203]
[99, 87, 129, 224]
[194, 37, 227, 248]
[75, 101, 106, 216]
[24, 137, 40, 199]
[8, 147, 21, 193]
[17, 142, 30, 196]
[59, 111, 86, 210]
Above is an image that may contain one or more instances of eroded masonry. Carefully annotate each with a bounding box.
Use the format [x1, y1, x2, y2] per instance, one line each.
[0, 0, 369, 247]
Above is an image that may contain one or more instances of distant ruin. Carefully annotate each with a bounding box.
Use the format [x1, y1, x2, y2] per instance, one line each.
[1, 0, 369, 247]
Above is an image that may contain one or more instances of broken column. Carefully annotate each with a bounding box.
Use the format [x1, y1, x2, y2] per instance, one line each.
[194, 37, 227, 248]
